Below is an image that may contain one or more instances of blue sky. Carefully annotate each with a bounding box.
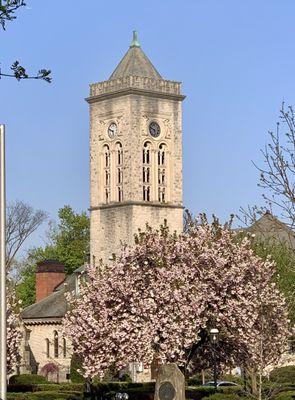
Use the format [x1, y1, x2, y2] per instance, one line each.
[2, 0, 295, 252]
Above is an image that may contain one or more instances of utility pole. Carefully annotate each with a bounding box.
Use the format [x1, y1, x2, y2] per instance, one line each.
[0, 124, 6, 400]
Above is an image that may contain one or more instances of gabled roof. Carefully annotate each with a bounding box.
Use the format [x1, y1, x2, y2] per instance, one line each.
[109, 31, 162, 80]
[21, 288, 68, 320]
[21, 273, 76, 321]
[246, 211, 295, 250]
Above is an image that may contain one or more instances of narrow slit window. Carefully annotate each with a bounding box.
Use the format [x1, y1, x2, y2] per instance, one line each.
[63, 338, 66, 358]
[45, 339, 50, 358]
[53, 331, 58, 358]
[157, 143, 168, 203]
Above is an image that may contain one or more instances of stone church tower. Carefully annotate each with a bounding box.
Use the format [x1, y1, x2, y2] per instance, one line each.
[87, 32, 185, 264]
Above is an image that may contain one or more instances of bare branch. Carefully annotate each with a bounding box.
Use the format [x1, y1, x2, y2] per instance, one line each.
[254, 103, 295, 228]
[236, 205, 269, 228]
[6, 200, 48, 270]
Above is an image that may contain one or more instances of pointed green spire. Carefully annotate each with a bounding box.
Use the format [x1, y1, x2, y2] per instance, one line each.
[130, 30, 140, 48]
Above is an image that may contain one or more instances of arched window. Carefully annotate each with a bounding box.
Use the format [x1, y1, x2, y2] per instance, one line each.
[103, 144, 111, 203]
[53, 331, 59, 358]
[117, 142, 123, 166]
[158, 143, 166, 166]
[157, 143, 167, 203]
[63, 338, 67, 358]
[143, 142, 152, 201]
[104, 145, 110, 167]
[143, 141, 151, 165]
[45, 338, 50, 358]
[115, 142, 123, 202]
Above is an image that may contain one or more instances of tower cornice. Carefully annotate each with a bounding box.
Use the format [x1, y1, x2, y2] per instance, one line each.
[86, 87, 185, 103]
[89, 201, 184, 211]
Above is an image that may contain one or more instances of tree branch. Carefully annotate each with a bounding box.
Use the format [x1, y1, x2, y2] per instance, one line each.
[0, 0, 25, 30]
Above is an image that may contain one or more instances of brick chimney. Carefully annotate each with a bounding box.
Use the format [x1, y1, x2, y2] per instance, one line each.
[36, 260, 65, 302]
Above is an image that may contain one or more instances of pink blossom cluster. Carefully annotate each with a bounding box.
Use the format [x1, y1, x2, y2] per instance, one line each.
[7, 292, 22, 374]
[63, 223, 290, 378]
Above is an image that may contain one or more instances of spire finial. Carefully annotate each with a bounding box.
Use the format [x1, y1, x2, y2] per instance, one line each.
[130, 30, 140, 48]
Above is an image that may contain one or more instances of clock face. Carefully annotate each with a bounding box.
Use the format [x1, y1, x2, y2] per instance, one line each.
[149, 121, 161, 138]
[108, 122, 117, 139]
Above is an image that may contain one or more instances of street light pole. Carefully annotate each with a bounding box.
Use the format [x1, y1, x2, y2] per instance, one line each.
[0, 124, 6, 400]
[210, 328, 219, 390]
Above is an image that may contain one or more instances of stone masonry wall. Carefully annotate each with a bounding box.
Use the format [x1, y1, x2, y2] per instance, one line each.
[21, 323, 71, 382]
[91, 203, 183, 264]
[89, 89, 184, 264]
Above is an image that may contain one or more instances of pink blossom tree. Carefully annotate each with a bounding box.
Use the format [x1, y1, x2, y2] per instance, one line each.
[63, 220, 290, 382]
[7, 291, 22, 374]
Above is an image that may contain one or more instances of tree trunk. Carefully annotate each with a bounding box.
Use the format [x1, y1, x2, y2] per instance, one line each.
[250, 369, 258, 396]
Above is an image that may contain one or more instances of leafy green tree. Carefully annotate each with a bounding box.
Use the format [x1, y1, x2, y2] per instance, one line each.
[47, 206, 90, 274]
[251, 240, 295, 324]
[15, 261, 36, 307]
[16, 205, 90, 306]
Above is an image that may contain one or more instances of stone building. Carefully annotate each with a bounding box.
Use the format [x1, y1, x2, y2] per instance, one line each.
[20, 31, 185, 381]
[20, 260, 78, 382]
[88, 31, 185, 264]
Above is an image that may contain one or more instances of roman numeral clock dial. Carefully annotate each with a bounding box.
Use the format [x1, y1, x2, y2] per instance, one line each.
[108, 122, 117, 139]
[149, 121, 160, 138]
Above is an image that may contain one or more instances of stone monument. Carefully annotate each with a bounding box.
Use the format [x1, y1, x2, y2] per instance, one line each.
[154, 364, 185, 400]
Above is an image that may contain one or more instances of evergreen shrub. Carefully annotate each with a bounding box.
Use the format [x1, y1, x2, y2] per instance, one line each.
[186, 386, 242, 400]
[7, 391, 82, 400]
[9, 374, 48, 385]
[119, 373, 132, 382]
[274, 391, 295, 400]
[70, 354, 86, 383]
[270, 366, 295, 384]
[8, 384, 37, 393]
[201, 393, 243, 400]
[35, 383, 83, 392]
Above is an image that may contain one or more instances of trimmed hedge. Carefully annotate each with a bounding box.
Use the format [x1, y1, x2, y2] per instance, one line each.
[202, 394, 245, 400]
[8, 382, 84, 393]
[36, 383, 84, 392]
[7, 391, 82, 400]
[90, 382, 242, 400]
[8, 384, 37, 393]
[89, 382, 154, 400]
[9, 374, 48, 385]
[186, 386, 242, 400]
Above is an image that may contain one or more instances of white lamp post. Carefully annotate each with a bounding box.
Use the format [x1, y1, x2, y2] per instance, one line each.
[210, 328, 219, 390]
[0, 124, 6, 400]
